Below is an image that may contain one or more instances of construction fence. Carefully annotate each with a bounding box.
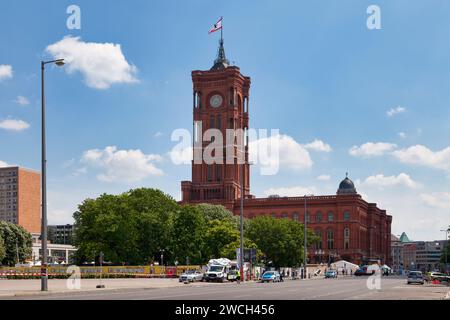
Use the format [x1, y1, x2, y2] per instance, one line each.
[0, 265, 201, 279]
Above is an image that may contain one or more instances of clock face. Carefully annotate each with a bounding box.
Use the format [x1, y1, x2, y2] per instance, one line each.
[210, 94, 223, 108]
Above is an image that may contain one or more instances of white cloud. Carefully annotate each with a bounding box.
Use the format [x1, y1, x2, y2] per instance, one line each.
[0, 119, 30, 131]
[0, 65, 12, 81]
[392, 145, 450, 172]
[263, 186, 318, 197]
[317, 174, 331, 181]
[81, 146, 163, 182]
[46, 36, 139, 89]
[14, 95, 30, 105]
[154, 131, 163, 138]
[0, 160, 9, 167]
[349, 142, 397, 158]
[398, 132, 406, 139]
[420, 192, 450, 209]
[303, 139, 332, 153]
[250, 134, 313, 172]
[387, 106, 406, 117]
[361, 173, 420, 189]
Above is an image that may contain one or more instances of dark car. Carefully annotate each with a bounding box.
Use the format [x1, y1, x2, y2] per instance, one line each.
[354, 266, 372, 276]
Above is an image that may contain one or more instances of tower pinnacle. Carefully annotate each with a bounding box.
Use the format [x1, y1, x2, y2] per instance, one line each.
[211, 38, 230, 70]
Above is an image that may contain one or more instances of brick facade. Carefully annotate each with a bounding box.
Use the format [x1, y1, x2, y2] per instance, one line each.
[0, 167, 41, 234]
[180, 42, 393, 266]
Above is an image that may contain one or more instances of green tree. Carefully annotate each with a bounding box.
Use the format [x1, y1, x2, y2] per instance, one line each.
[196, 204, 238, 225]
[246, 216, 319, 268]
[0, 233, 5, 263]
[220, 238, 262, 261]
[0, 221, 32, 266]
[203, 219, 240, 260]
[170, 205, 206, 265]
[73, 188, 179, 265]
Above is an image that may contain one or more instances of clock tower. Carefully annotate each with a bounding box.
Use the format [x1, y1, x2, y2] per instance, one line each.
[181, 38, 251, 210]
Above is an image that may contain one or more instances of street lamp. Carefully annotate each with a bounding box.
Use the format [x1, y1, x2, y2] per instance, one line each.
[303, 194, 314, 279]
[440, 227, 449, 273]
[41, 58, 65, 292]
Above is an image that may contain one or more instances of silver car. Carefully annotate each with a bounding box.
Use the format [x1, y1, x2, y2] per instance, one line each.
[179, 270, 204, 282]
[407, 271, 424, 285]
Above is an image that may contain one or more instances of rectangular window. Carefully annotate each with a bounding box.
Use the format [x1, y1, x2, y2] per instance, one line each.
[207, 165, 212, 182]
[216, 165, 221, 181]
[217, 115, 221, 130]
[228, 118, 234, 129]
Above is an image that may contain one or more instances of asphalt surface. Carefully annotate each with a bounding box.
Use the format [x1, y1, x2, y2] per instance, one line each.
[6, 277, 450, 300]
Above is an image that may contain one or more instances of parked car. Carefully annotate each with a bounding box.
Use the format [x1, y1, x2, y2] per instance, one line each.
[354, 266, 370, 276]
[179, 270, 204, 282]
[261, 271, 281, 283]
[325, 270, 338, 278]
[407, 271, 424, 285]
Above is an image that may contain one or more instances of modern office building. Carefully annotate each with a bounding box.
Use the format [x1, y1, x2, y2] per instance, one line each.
[48, 224, 74, 245]
[0, 166, 41, 234]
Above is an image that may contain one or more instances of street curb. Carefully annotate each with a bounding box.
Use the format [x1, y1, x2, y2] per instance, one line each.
[1, 280, 251, 298]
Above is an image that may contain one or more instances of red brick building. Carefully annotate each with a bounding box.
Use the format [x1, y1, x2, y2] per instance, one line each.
[181, 39, 392, 266]
[0, 166, 41, 234]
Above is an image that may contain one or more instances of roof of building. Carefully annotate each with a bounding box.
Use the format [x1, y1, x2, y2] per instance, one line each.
[337, 173, 357, 195]
[210, 38, 230, 71]
[399, 232, 411, 243]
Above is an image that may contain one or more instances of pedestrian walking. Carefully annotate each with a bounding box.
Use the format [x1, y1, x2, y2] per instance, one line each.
[280, 270, 284, 282]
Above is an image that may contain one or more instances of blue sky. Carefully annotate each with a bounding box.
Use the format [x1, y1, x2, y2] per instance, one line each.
[1, 0, 450, 241]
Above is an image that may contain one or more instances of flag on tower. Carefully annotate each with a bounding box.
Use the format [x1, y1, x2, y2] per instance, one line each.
[208, 17, 223, 34]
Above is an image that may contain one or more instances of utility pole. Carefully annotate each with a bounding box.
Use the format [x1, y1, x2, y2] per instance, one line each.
[16, 240, 19, 266]
[40, 59, 65, 291]
[441, 227, 449, 273]
[304, 195, 307, 279]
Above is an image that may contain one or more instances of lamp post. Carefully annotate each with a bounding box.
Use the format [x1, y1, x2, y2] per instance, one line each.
[41, 59, 65, 292]
[440, 227, 449, 273]
[303, 194, 314, 279]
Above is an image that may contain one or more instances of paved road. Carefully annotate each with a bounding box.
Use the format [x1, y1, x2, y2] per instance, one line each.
[7, 277, 450, 300]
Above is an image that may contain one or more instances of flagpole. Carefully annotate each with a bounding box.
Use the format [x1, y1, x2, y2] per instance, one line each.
[221, 17, 223, 42]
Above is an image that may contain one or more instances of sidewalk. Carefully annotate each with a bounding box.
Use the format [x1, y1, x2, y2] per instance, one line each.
[0, 278, 198, 298]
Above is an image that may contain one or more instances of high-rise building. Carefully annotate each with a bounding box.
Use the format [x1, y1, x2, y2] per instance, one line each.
[48, 224, 74, 245]
[180, 38, 393, 266]
[0, 166, 41, 234]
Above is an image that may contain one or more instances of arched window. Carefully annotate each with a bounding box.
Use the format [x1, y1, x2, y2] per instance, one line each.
[327, 229, 334, 249]
[328, 211, 334, 222]
[344, 211, 350, 221]
[316, 211, 322, 222]
[315, 229, 322, 249]
[293, 212, 299, 221]
[344, 228, 350, 249]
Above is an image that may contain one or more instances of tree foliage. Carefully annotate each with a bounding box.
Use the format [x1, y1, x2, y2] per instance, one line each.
[74, 188, 320, 267]
[73, 188, 178, 265]
[0, 221, 32, 266]
[0, 233, 5, 263]
[246, 216, 319, 268]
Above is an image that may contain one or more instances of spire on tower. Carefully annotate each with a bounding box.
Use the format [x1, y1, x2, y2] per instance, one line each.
[211, 35, 230, 70]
